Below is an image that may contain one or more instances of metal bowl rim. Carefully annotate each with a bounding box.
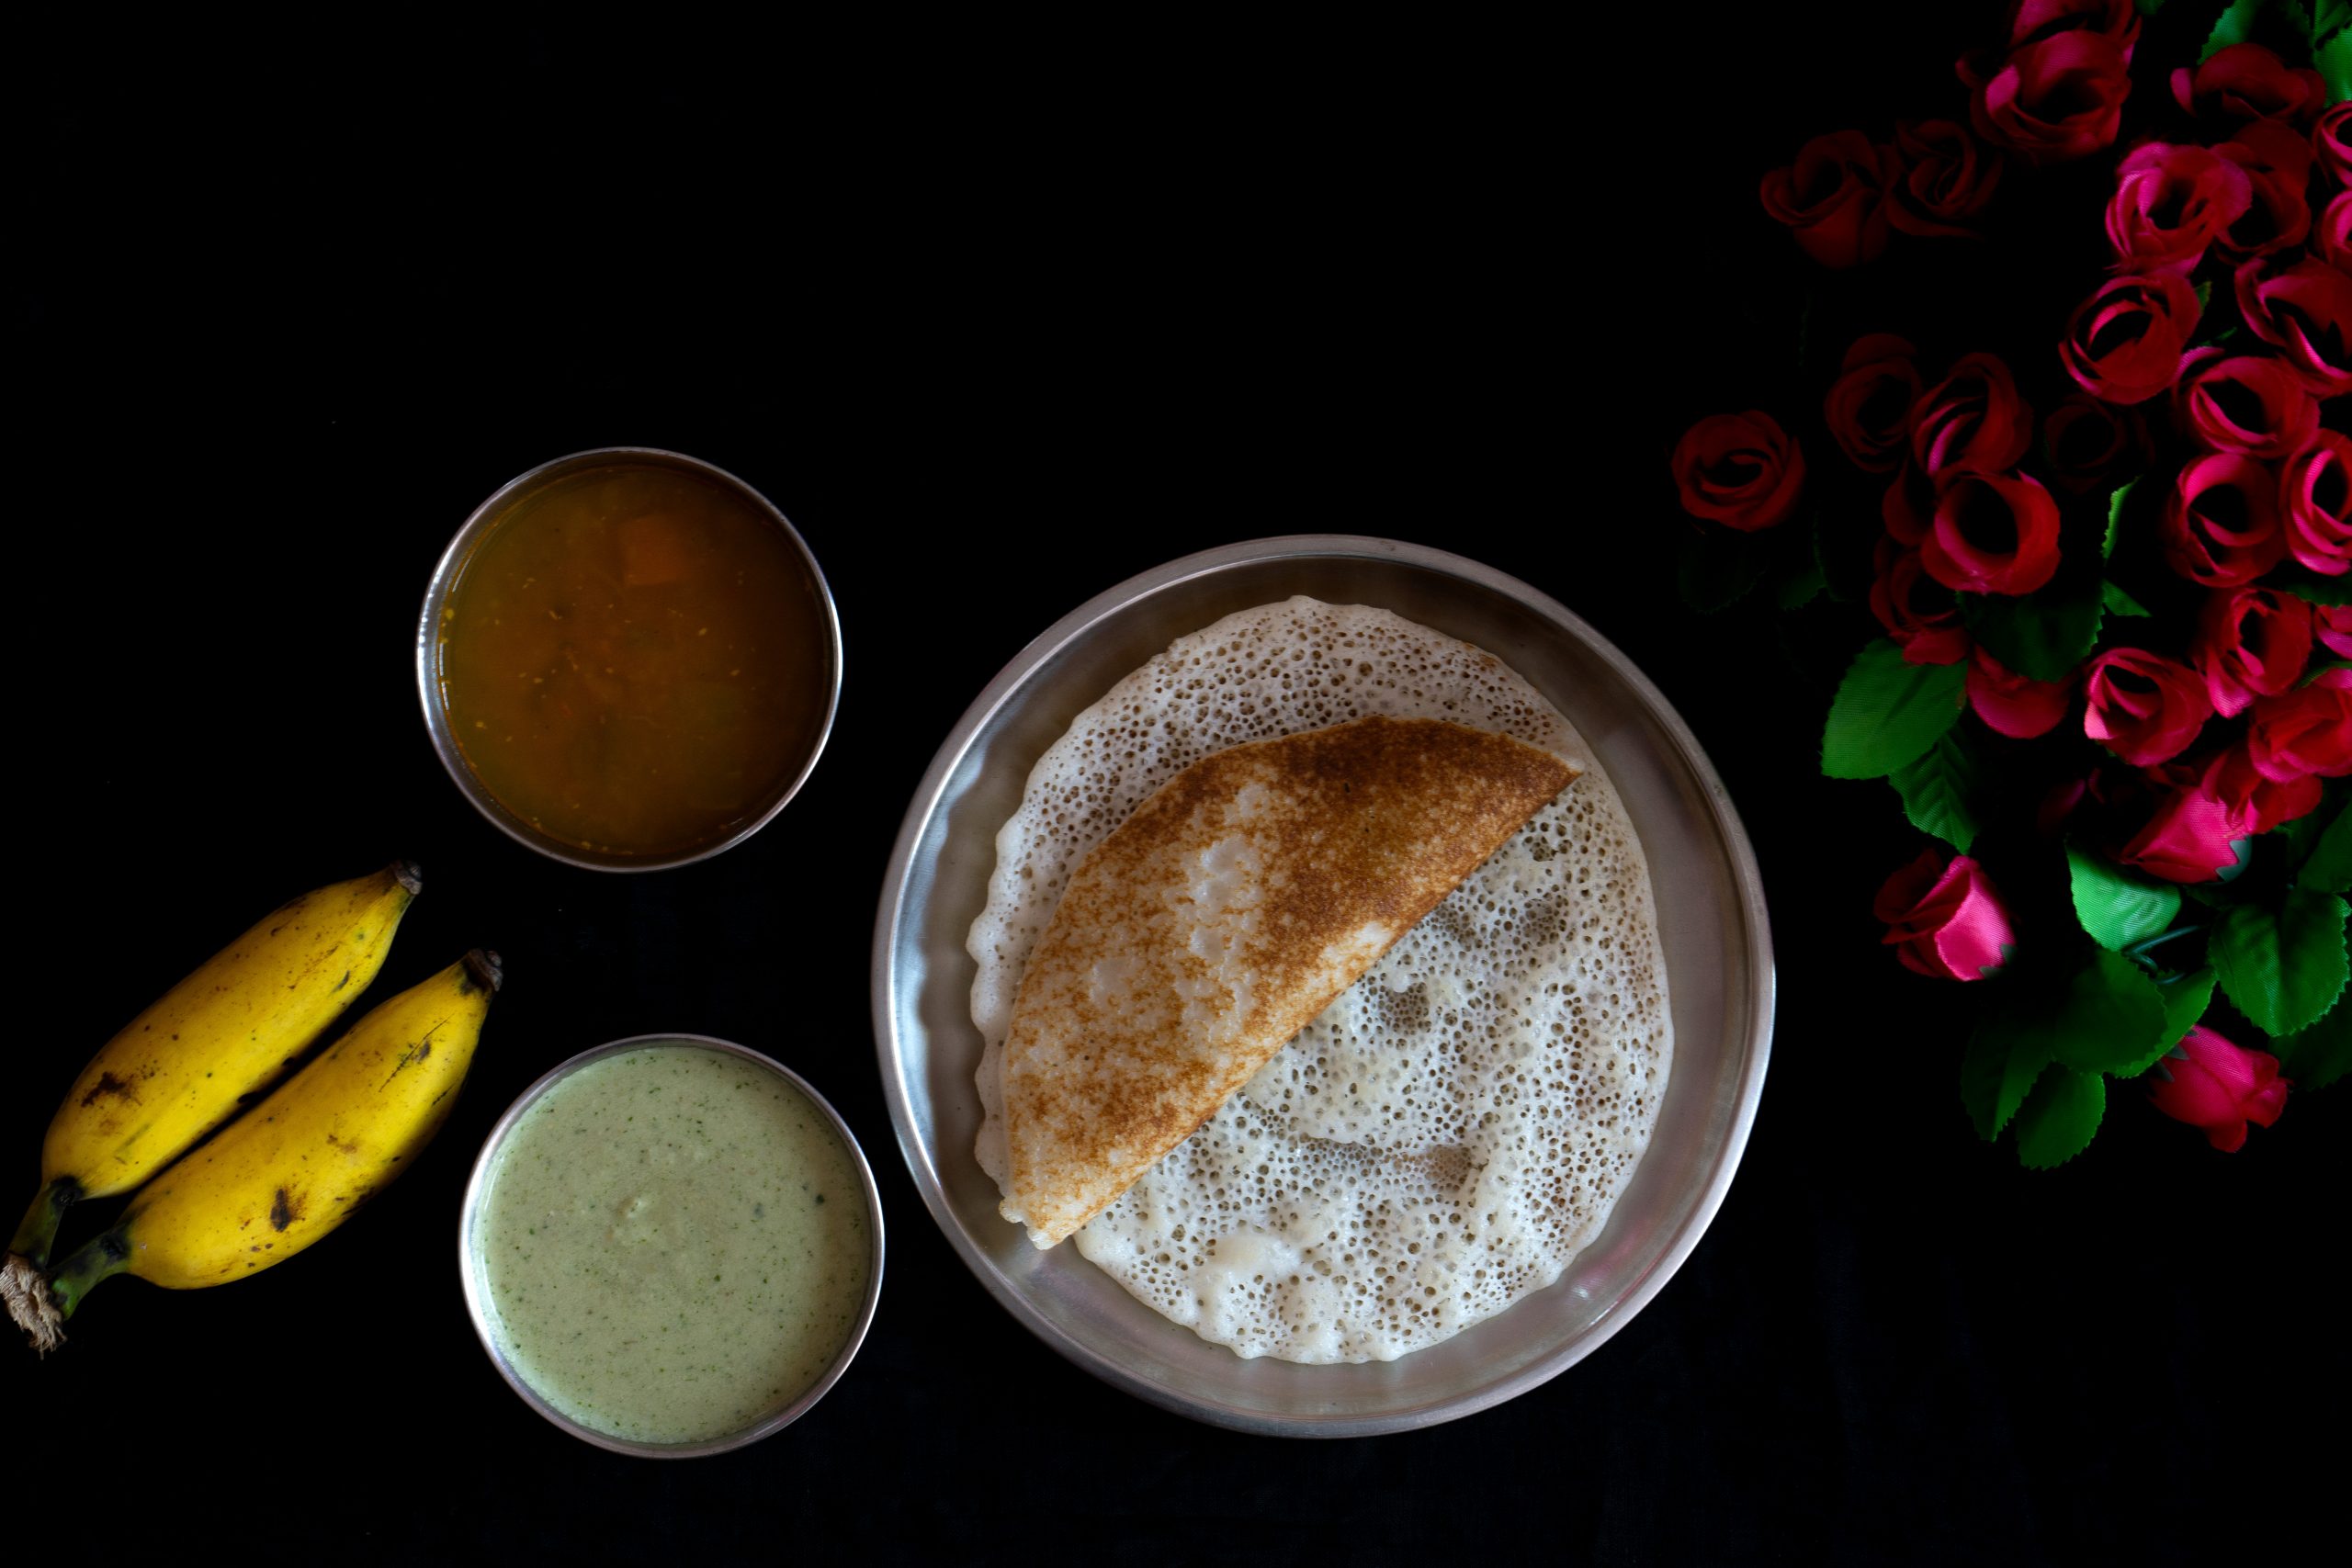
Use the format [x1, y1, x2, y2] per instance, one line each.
[414, 446, 844, 874]
[455, 1032, 888, 1459]
[868, 533, 1773, 1437]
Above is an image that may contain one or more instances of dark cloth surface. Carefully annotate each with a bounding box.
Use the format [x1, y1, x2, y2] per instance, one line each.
[10, 7, 2340, 1564]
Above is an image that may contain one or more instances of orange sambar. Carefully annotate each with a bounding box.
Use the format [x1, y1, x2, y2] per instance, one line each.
[437, 463, 831, 860]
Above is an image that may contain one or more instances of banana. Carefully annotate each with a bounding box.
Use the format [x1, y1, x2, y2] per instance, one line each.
[6, 860, 422, 1276]
[11, 951, 501, 1352]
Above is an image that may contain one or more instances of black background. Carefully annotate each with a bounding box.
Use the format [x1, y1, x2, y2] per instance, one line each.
[10, 7, 2343, 1565]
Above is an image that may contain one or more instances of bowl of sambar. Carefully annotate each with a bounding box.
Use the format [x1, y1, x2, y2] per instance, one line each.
[418, 448, 840, 871]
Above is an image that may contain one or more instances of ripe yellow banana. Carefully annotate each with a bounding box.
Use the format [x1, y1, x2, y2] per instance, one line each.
[6, 861, 421, 1275]
[10, 950, 501, 1352]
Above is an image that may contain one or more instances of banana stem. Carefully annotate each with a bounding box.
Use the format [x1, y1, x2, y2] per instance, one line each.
[24, 1227, 133, 1350]
[7, 1177, 81, 1270]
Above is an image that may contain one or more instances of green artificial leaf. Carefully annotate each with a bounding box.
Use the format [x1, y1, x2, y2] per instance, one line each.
[2200, 0, 2267, 62]
[2015, 1067, 2105, 1168]
[1777, 556, 1826, 610]
[2321, 33, 2352, 107]
[2301, 802, 2351, 893]
[2118, 967, 2220, 1077]
[1961, 1020, 2050, 1140]
[2320, 1, 2352, 40]
[1820, 639, 1967, 780]
[2273, 566, 2352, 605]
[2211, 890, 2352, 1035]
[1890, 732, 1984, 853]
[2135, 0, 2166, 15]
[2068, 844, 2183, 950]
[1961, 580, 2105, 683]
[2270, 998, 2352, 1089]
[2101, 581, 2152, 616]
[2194, 277, 2214, 314]
[2033, 948, 2175, 1074]
[1678, 528, 1767, 615]
[2104, 479, 2137, 559]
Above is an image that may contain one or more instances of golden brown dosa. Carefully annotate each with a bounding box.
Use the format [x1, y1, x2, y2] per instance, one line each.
[999, 716, 1577, 1247]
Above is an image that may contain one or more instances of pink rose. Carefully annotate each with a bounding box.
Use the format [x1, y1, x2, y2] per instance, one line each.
[2160, 453, 2288, 587]
[2171, 349, 2318, 458]
[2235, 257, 2352, 397]
[2000, 0, 2140, 57]
[2318, 101, 2352, 186]
[2280, 432, 2352, 576]
[2173, 43, 2326, 130]
[1823, 334, 1923, 473]
[2147, 1025, 2289, 1152]
[1673, 412, 1807, 532]
[2319, 604, 2352, 660]
[1869, 540, 1971, 665]
[1922, 469, 2064, 595]
[2213, 119, 2317, 261]
[2116, 760, 2244, 882]
[2214, 743, 2324, 836]
[1967, 646, 2074, 737]
[2247, 682, 2352, 781]
[1912, 354, 2035, 476]
[2320, 192, 2352, 271]
[1873, 850, 2017, 980]
[1759, 131, 1899, 267]
[2192, 587, 2313, 717]
[2043, 393, 2148, 493]
[2062, 271, 2201, 404]
[2085, 647, 2212, 764]
[2105, 142, 2252, 273]
[1962, 30, 2132, 164]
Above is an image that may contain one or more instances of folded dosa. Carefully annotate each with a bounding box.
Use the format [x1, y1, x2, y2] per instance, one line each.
[1000, 716, 1577, 1247]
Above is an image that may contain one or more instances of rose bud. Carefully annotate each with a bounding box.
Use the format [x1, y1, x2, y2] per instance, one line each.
[2318, 101, 2352, 186]
[2160, 452, 2288, 587]
[1999, 0, 2140, 57]
[2214, 741, 2324, 835]
[2214, 119, 2317, 261]
[1888, 120, 2003, 237]
[2193, 587, 2313, 716]
[2172, 43, 2326, 130]
[1922, 468, 2064, 595]
[2280, 431, 2352, 576]
[1912, 354, 2034, 476]
[1961, 30, 2132, 164]
[1883, 460, 1938, 545]
[1673, 412, 1806, 532]
[1873, 850, 2017, 980]
[2116, 759, 2245, 882]
[2042, 393, 2148, 493]
[2320, 192, 2352, 272]
[1823, 334, 1922, 472]
[2147, 1025, 2289, 1152]
[2085, 647, 2213, 764]
[2104, 142, 2252, 273]
[1869, 540, 1971, 665]
[2247, 682, 2352, 781]
[2319, 604, 2352, 660]
[2171, 349, 2318, 458]
[2061, 272, 2201, 404]
[1758, 131, 1898, 267]
[1967, 646, 2074, 737]
[2235, 257, 2352, 397]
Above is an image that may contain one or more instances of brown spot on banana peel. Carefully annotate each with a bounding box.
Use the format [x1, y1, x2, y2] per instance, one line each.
[78, 1072, 138, 1109]
[268, 1189, 305, 1232]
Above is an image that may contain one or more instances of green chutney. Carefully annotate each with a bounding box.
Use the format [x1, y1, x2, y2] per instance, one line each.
[477, 1044, 870, 1445]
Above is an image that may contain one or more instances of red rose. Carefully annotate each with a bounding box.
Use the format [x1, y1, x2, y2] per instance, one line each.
[1962, 30, 2132, 164]
[1869, 540, 1970, 665]
[2043, 393, 2149, 492]
[2321, 192, 2352, 271]
[1967, 646, 2074, 737]
[2247, 682, 2352, 781]
[2160, 453, 2288, 587]
[2061, 272, 2201, 404]
[2214, 119, 2316, 261]
[1883, 460, 1938, 545]
[2085, 647, 2212, 764]
[2172, 43, 2326, 130]
[2214, 742, 2324, 835]
[1912, 353, 2034, 476]
[2235, 257, 2352, 397]
[1759, 131, 1898, 267]
[1873, 850, 2017, 980]
[2147, 1025, 2289, 1152]
[1673, 412, 1806, 532]
[2318, 101, 2352, 186]
[1823, 334, 1922, 472]
[2105, 142, 2252, 273]
[1889, 120, 2003, 237]
[2171, 349, 2318, 458]
[2319, 603, 2352, 659]
[2116, 761, 2244, 882]
[2192, 586, 2313, 717]
[1921, 469, 2064, 595]
[2281, 431, 2352, 576]
[2001, 0, 2140, 56]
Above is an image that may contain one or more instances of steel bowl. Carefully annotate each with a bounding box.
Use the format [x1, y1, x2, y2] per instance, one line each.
[416, 446, 842, 872]
[457, 1034, 887, 1458]
[871, 535, 1773, 1437]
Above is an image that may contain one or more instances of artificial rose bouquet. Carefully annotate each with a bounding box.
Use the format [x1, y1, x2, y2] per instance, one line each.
[1673, 2, 2351, 1168]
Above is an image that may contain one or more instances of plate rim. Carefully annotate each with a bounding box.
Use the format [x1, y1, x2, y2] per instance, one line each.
[869, 533, 1775, 1436]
